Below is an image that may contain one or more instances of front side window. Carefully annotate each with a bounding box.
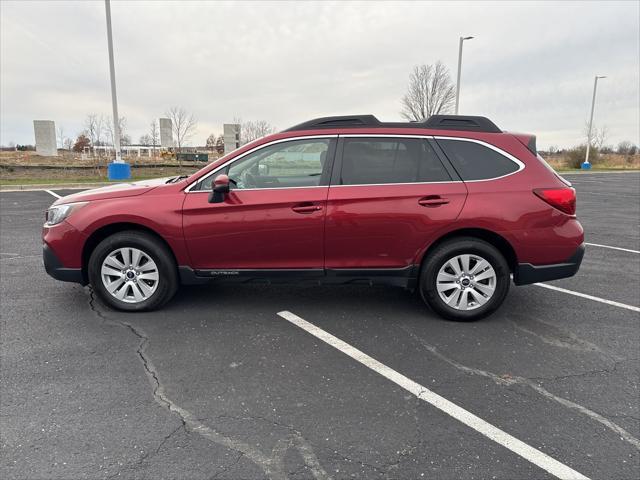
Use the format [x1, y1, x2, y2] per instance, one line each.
[197, 138, 332, 191]
[339, 137, 451, 185]
[437, 139, 520, 181]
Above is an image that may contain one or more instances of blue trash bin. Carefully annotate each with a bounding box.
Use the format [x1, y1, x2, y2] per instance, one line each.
[108, 162, 131, 180]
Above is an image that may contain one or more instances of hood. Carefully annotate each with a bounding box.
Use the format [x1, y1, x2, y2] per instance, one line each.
[52, 177, 172, 205]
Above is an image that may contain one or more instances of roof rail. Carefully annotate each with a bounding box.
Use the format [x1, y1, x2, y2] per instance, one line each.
[423, 115, 501, 133]
[284, 115, 381, 131]
[284, 114, 501, 133]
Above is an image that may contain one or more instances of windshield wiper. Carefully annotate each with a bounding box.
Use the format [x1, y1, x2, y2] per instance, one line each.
[166, 175, 189, 184]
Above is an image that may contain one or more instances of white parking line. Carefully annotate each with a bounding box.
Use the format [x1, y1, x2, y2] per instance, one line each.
[585, 242, 640, 254]
[534, 283, 640, 312]
[45, 189, 61, 199]
[277, 310, 590, 480]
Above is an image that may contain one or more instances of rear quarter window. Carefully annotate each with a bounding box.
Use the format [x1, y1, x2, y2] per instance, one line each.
[437, 139, 521, 181]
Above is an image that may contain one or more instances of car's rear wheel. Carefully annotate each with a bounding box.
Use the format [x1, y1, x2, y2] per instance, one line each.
[419, 237, 510, 321]
[88, 231, 178, 311]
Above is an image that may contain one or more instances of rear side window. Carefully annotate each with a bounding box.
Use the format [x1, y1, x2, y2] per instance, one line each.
[340, 138, 451, 185]
[437, 139, 520, 181]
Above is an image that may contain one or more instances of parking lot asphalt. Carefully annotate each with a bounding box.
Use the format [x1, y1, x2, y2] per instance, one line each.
[1, 172, 638, 479]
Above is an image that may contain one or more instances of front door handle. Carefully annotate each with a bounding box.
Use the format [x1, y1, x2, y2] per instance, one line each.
[292, 203, 323, 214]
[418, 195, 449, 207]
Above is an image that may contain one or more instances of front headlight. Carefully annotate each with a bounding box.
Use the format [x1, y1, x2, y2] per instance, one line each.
[45, 202, 88, 226]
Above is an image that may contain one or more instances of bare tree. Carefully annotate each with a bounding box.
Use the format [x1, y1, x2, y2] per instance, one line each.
[63, 137, 74, 150]
[206, 133, 217, 149]
[593, 126, 608, 150]
[617, 140, 633, 155]
[84, 114, 104, 148]
[139, 134, 152, 145]
[400, 62, 456, 121]
[583, 122, 609, 150]
[105, 116, 127, 148]
[215, 134, 224, 154]
[149, 120, 160, 156]
[165, 106, 197, 153]
[57, 126, 65, 149]
[241, 120, 276, 145]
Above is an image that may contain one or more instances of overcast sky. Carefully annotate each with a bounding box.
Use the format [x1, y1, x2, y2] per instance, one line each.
[1, 0, 638, 149]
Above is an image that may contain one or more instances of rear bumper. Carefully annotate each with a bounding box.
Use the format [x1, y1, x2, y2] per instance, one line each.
[513, 243, 585, 286]
[43, 243, 85, 284]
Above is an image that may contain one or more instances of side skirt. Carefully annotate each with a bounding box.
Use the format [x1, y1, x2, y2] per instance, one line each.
[178, 266, 418, 289]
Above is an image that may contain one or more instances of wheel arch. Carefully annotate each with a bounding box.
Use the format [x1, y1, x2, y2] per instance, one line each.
[81, 222, 178, 284]
[418, 228, 518, 273]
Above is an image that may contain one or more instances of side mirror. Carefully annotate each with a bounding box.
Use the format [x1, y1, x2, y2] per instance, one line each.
[208, 174, 230, 203]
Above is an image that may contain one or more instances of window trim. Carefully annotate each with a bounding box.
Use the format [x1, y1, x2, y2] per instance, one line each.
[185, 135, 338, 193]
[433, 136, 525, 182]
[185, 133, 526, 192]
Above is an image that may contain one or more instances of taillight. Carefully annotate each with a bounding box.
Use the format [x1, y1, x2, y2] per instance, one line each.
[533, 187, 576, 215]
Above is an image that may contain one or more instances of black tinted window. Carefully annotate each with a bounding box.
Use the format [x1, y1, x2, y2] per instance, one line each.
[437, 139, 519, 180]
[340, 138, 450, 185]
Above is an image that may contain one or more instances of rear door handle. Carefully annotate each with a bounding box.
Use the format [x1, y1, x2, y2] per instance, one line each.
[418, 196, 449, 207]
[292, 203, 323, 214]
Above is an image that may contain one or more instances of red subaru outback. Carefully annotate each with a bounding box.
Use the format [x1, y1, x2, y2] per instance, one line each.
[43, 115, 584, 321]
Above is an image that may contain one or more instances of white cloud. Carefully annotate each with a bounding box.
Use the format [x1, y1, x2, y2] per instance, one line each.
[1, 0, 638, 149]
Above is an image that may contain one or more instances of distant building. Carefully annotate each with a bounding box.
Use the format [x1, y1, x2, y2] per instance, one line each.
[159, 118, 174, 148]
[223, 124, 241, 155]
[33, 120, 57, 156]
[92, 144, 155, 158]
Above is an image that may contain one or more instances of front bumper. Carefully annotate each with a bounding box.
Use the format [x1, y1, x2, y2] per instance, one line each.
[43, 243, 85, 284]
[513, 243, 585, 286]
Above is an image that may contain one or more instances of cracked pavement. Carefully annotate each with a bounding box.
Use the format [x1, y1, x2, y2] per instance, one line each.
[1, 172, 639, 479]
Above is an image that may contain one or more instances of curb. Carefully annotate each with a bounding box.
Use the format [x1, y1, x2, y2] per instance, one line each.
[0, 182, 112, 192]
[559, 170, 640, 175]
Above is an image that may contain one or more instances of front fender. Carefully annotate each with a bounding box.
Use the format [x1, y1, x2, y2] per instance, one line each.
[65, 194, 190, 265]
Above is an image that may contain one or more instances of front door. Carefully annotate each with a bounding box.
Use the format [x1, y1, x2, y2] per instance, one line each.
[325, 136, 468, 269]
[182, 137, 336, 270]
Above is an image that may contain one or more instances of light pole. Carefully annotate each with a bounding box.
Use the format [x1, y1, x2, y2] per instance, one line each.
[583, 75, 606, 170]
[455, 36, 474, 115]
[105, 0, 130, 180]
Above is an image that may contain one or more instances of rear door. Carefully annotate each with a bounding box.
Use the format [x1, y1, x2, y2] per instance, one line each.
[324, 135, 467, 269]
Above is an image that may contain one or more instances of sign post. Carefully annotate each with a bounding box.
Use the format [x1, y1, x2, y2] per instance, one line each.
[105, 0, 130, 180]
[583, 75, 606, 170]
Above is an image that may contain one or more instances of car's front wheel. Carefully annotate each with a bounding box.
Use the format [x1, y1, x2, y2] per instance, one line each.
[419, 237, 510, 321]
[88, 231, 178, 311]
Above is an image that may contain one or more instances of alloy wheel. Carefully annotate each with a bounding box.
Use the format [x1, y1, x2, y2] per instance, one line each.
[436, 254, 497, 310]
[100, 247, 159, 304]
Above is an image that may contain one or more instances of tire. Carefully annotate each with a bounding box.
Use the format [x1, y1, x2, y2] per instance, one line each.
[419, 237, 510, 321]
[88, 231, 178, 312]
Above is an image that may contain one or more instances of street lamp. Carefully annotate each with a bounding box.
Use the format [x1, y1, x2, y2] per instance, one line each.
[105, 0, 130, 180]
[455, 36, 474, 115]
[583, 75, 606, 170]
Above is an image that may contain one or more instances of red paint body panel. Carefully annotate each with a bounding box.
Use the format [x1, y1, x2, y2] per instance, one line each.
[42, 221, 87, 268]
[45, 182, 191, 267]
[182, 188, 328, 269]
[325, 182, 468, 268]
[458, 178, 583, 265]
